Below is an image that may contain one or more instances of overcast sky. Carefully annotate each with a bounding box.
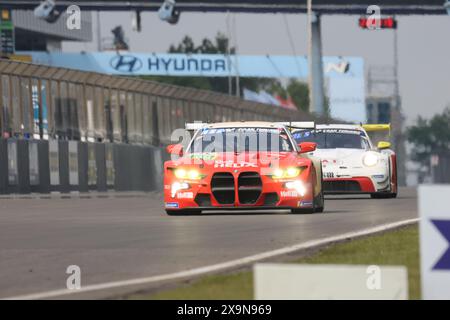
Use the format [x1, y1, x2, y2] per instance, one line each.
[63, 11, 450, 125]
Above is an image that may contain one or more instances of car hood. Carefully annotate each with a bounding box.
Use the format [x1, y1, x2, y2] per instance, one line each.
[310, 148, 367, 165]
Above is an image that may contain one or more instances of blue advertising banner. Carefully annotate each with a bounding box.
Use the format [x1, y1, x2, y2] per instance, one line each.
[23, 51, 363, 79]
[22, 51, 366, 123]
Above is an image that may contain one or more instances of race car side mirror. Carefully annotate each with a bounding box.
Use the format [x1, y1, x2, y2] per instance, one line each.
[166, 144, 183, 156]
[377, 141, 391, 150]
[298, 142, 317, 153]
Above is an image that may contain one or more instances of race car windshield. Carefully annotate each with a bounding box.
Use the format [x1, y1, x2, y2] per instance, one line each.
[189, 127, 294, 153]
[293, 130, 369, 149]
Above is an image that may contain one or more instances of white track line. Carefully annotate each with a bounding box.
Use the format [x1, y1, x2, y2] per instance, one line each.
[4, 218, 419, 300]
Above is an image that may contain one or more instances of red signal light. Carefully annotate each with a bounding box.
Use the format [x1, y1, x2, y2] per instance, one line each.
[358, 17, 397, 29]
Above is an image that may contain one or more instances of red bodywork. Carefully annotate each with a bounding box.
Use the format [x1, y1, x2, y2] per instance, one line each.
[390, 154, 398, 194]
[323, 177, 376, 193]
[323, 154, 398, 195]
[164, 151, 316, 212]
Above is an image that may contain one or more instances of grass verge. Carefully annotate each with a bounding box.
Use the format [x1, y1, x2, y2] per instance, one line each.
[132, 225, 420, 300]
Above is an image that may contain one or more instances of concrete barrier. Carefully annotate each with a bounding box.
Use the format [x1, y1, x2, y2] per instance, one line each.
[151, 147, 165, 191]
[0, 138, 169, 195]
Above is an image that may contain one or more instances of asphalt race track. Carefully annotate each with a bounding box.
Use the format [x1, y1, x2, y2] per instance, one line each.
[0, 187, 418, 299]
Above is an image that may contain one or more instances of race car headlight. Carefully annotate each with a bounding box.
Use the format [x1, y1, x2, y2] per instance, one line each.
[272, 167, 301, 179]
[285, 180, 307, 197]
[174, 168, 202, 180]
[174, 168, 187, 179]
[272, 168, 285, 179]
[362, 152, 379, 167]
[187, 170, 200, 180]
[171, 182, 189, 198]
[286, 167, 300, 178]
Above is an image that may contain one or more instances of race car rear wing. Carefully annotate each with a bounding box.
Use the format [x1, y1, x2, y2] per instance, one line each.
[275, 121, 316, 130]
[362, 123, 391, 136]
[187, 121, 316, 131]
[185, 122, 208, 131]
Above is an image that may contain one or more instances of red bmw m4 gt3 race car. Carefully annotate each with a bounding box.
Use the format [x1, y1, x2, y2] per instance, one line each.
[163, 121, 324, 215]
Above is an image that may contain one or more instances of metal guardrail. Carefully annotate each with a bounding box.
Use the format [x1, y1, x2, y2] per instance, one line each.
[0, 59, 313, 146]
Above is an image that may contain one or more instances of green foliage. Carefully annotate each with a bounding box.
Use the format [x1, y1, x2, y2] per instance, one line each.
[168, 33, 234, 55]
[287, 79, 309, 112]
[407, 107, 450, 169]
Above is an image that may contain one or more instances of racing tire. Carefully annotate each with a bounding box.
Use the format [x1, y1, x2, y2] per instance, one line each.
[314, 173, 325, 213]
[389, 156, 398, 199]
[370, 160, 398, 199]
[165, 209, 201, 216]
[314, 201, 324, 212]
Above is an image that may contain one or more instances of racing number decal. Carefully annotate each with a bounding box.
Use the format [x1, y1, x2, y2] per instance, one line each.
[323, 172, 334, 179]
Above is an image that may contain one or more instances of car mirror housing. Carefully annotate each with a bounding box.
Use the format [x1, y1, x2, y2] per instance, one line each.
[166, 143, 183, 156]
[298, 142, 317, 154]
[377, 141, 391, 150]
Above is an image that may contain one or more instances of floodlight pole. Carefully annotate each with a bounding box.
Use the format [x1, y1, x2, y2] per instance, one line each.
[307, 0, 326, 116]
[96, 11, 102, 51]
[233, 13, 240, 98]
[226, 10, 232, 96]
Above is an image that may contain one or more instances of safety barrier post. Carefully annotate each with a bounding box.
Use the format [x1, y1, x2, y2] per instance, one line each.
[95, 143, 107, 192]
[77, 141, 89, 193]
[58, 140, 70, 193]
[36, 140, 50, 194]
[0, 139, 7, 194]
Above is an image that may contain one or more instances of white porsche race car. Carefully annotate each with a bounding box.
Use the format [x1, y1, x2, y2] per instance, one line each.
[291, 123, 398, 198]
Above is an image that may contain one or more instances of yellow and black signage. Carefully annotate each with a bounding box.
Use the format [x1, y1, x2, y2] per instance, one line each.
[0, 8, 14, 56]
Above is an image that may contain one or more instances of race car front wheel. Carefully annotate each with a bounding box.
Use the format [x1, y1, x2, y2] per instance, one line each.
[314, 193, 325, 212]
[291, 177, 324, 214]
[314, 172, 325, 213]
[370, 160, 397, 199]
